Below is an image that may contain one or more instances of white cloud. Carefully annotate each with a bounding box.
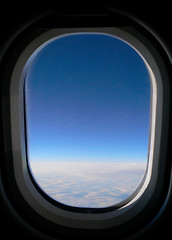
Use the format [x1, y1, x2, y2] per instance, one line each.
[29, 161, 147, 208]
[30, 161, 146, 177]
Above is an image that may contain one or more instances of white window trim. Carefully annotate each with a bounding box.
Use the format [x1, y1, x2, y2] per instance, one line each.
[10, 27, 169, 229]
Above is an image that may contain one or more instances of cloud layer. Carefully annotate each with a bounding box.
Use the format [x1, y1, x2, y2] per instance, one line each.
[30, 161, 147, 208]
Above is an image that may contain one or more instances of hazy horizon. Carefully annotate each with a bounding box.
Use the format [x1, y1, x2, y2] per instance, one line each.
[29, 161, 147, 208]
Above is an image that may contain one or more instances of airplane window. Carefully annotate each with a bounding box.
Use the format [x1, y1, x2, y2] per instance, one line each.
[24, 33, 150, 209]
[1, 7, 170, 239]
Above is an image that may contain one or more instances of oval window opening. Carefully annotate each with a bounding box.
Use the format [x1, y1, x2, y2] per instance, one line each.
[25, 33, 151, 209]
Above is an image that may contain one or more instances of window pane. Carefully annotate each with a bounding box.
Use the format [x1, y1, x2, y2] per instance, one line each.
[25, 33, 150, 208]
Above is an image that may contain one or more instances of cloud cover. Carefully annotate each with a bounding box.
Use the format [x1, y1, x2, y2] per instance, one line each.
[30, 161, 147, 208]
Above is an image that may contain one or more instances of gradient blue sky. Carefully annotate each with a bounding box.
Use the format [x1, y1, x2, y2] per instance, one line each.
[25, 33, 151, 163]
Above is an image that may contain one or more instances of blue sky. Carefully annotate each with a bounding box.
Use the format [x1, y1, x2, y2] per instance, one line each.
[25, 33, 150, 163]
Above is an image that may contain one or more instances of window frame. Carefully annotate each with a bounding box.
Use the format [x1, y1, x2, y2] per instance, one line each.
[8, 26, 170, 230]
[24, 29, 152, 213]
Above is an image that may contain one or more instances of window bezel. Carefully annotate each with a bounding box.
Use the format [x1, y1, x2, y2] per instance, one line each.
[9, 26, 170, 229]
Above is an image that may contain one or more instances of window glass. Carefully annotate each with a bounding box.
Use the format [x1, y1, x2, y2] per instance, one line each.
[25, 33, 150, 208]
